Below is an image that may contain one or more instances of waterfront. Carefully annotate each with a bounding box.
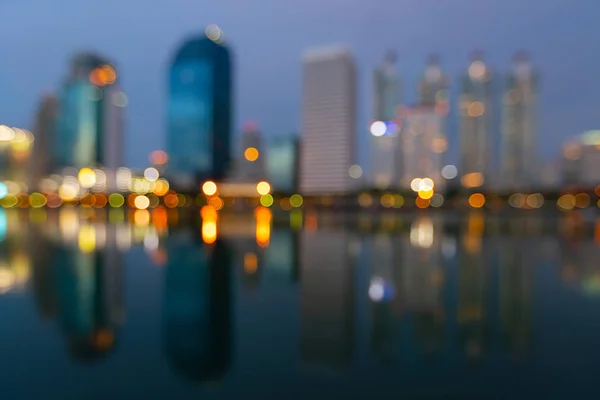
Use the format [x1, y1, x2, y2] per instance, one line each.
[1, 209, 600, 398]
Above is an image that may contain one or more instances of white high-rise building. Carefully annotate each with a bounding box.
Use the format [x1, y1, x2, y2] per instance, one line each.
[300, 46, 356, 195]
[501, 52, 539, 190]
[369, 51, 402, 190]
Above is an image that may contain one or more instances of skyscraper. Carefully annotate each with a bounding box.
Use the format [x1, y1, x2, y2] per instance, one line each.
[31, 94, 58, 190]
[299, 46, 356, 195]
[501, 52, 539, 189]
[369, 51, 402, 189]
[459, 53, 493, 188]
[265, 135, 299, 193]
[419, 54, 450, 116]
[167, 25, 232, 190]
[56, 53, 125, 180]
[233, 121, 267, 182]
[401, 105, 447, 191]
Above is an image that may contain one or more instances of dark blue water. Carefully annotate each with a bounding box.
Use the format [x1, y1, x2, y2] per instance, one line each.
[1, 209, 599, 399]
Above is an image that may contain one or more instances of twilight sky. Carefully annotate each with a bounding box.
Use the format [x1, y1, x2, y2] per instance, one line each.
[0, 0, 598, 168]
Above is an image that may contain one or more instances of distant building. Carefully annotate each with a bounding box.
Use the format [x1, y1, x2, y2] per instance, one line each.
[418, 54, 449, 107]
[167, 25, 232, 190]
[265, 135, 299, 193]
[56, 52, 125, 189]
[31, 94, 58, 190]
[400, 105, 447, 191]
[232, 121, 267, 182]
[369, 51, 402, 189]
[501, 52, 539, 189]
[299, 46, 356, 195]
[459, 53, 493, 187]
[561, 130, 600, 187]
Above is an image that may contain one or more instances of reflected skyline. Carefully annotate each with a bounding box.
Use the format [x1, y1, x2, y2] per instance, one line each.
[1, 210, 600, 397]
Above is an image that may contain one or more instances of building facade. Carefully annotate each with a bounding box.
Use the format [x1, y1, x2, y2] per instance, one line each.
[265, 135, 299, 193]
[400, 105, 447, 191]
[369, 51, 402, 190]
[299, 46, 356, 195]
[56, 53, 124, 172]
[31, 94, 58, 191]
[501, 52, 539, 189]
[561, 131, 600, 187]
[459, 53, 493, 187]
[167, 26, 232, 190]
[233, 122, 267, 182]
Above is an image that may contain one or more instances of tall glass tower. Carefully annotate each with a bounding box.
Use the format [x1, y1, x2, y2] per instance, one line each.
[56, 53, 124, 171]
[459, 52, 493, 188]
[501, 52, 539, 190]
[167, 25, 232, 189]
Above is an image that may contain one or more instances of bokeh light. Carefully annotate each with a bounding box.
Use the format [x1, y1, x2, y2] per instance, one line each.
[144, 167, 160, 182]
[202, 181, 218, 196]
[256, 181, 271, 196]
[78, 168, 96, 188]
[134, 195, 150, 210]
[468, 193, 486, 208]
[244, 147, 259, 162]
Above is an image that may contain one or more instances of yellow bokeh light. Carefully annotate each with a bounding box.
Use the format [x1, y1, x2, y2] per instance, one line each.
[29, 193, 47, 208]
[244, 147, 259, 162]
[202, 220, 217, 244]
[575, 193, 590, 209]
[260, 194, 274, 207]
[256, 181, 271, 196]
[109, 193, 125, 208]
[461, 172, 484, 188]
[418, 189, 434, 200]
[380, 194, 395, 208]
[58, 183, 79, 201]
[153, 179, 169, 196]
[208, 197, 224, 210]
[557, 194, 575, 211]
[358, 193, 373, 208]
[469, 193, 486, 208]
[78, 168, 96, 188]
[290, 194, 303, 208]
[134, 195, 150, 210]
[202, 181, 218, 196]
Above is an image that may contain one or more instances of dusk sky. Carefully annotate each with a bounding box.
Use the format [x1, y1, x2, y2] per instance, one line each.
[1, 0, 598, 168]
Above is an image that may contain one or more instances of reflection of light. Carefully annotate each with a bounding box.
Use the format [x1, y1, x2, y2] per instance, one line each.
[59, 209, 79, 242]
[0, 209, 6, 241]
[244, 253, 258, 274]
[134, 210, 151, 226]
[255, 207, 272, 248]
[202, 220, 217, 244]
[442, 236, 457, 259]
[202, 181, 218, 196]
[0, 183, 7, 199]
[78, 225, 97, 253]
[441, 165, 458, 179]
[410, 218, 434, 249]
[368, 277, 394, 302]
[0, 268, 15, 294]
[370, 121, 386, 137]
[349, 164, 363, 178]
[143, 231, 159, 251]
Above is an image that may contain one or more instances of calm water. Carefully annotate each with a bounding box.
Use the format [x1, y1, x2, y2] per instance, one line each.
[1, 208, 600, 399]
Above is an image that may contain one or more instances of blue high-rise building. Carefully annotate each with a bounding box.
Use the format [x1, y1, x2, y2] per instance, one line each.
[167, 25, 233, 189]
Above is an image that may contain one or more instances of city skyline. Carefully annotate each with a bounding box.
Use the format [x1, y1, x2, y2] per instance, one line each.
[1, 0, 599, 169]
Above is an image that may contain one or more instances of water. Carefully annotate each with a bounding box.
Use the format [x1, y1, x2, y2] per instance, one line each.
[1, 208, 600, 399]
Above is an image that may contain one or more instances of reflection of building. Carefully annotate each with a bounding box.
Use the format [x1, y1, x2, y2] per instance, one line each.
[501, 52, 539, 189]
[457, 215, 488, 361]
[55, 228, 124, 362]
[460, 53, 493, 185]
[369, 51, 402, 190]
[368, 235, 397, 363]
[401, 106, 446, 191]
[499, 238, 532, 352]
[300, 229, 354, 368]
[561, 131, 600, 187]
[299, 46, 356, 195]
[164, 230, 232, 382]
[167, 26, 232, 189]
[263, 229, 299, 284]
[265, 135, 299, 194]
[32, 94, 59, 190]
[56, 52, 124, 187]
